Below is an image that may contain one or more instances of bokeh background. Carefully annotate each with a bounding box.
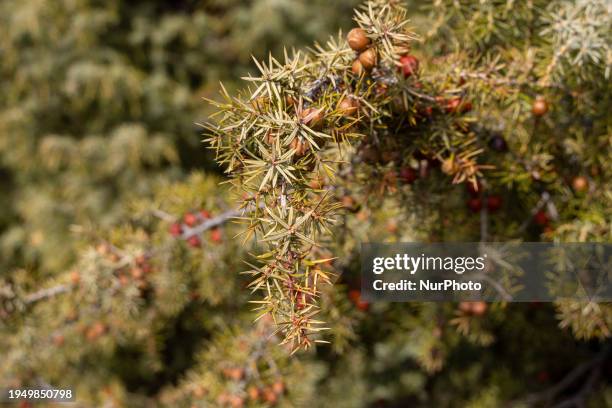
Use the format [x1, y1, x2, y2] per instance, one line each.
[0, 0, 360, 276]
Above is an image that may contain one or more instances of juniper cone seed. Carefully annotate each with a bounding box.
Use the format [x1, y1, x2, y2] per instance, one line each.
[285, 95, 296, 107]
[489, 135, 508, 152]
[532, 97, 548, 116]
[399, 55, 419, 78]
[352, 59, 365, 76]
[169, 222, 182, 237]
[572, 176, 588, 192]
[183, 212, 197, 227]
[358, 48, 377, 70]
[444, 97, 460, 113]
[534, 210, 549, 226]
[347, 27, 370, 51]
[290, 137, 308, 156]
[263, 388, 277, 404]
[264, 130, 275, 145]
[487, 195, 502, 212]
[349, 289, 369, 311]
[247, 386, 260, 401]
[467, 198, 482, 213]
[299, 107, 323, 129]
[471, 301, 488, 316]
[337, 96, 359, 117]
[419, 105, 433, 117]
[399, 167, 418, 184]
[210, 227, 222, 243]
[187, 235, 201, 248]
[272, 380, 285, 394]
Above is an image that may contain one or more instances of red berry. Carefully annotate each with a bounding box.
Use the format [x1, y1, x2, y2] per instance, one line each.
[486, 195, 502, 212]
[348, 289, 369, 311]
[70, 271, 80, 285]
[445, 97, 472, 114]
[262, 388, 277, 404]
[247, 386, 260, 401]
[272, 380, 285, 395]
[210, 228, 222, 244]
[169, 223, 182, 237]
[183, 212, 198, 227]
[471, 301, 488, 316]
[200, 210, 211, 219]
[187, 235, 201, 248]
[467, 198, 482, 213]
[399, 167, 418, 184]
[399, 55, 419, 78]
[532, 97, 548, 117]
[571, 176, 588, 193]
[534, 210, 549, 226]
[420, 105, 433, 118]
[445, 98, 460, 113]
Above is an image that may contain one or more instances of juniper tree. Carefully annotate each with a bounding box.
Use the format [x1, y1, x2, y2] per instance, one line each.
[205, 0, 611, 349]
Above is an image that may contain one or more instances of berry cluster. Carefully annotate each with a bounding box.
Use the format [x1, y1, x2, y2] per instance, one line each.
[346, 26, 486, 187]
[189, 351, 288, 407]
[169, 209, 223, 248]
[348, 27, 420, 80]
[215, 373, 285, 407]
[50, 245, 160, 347]
[465, 181, 503, 214]
[92, 244, 155, 291]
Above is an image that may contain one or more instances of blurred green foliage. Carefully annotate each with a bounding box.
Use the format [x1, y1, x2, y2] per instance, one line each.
[0, 0, 359, 274]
